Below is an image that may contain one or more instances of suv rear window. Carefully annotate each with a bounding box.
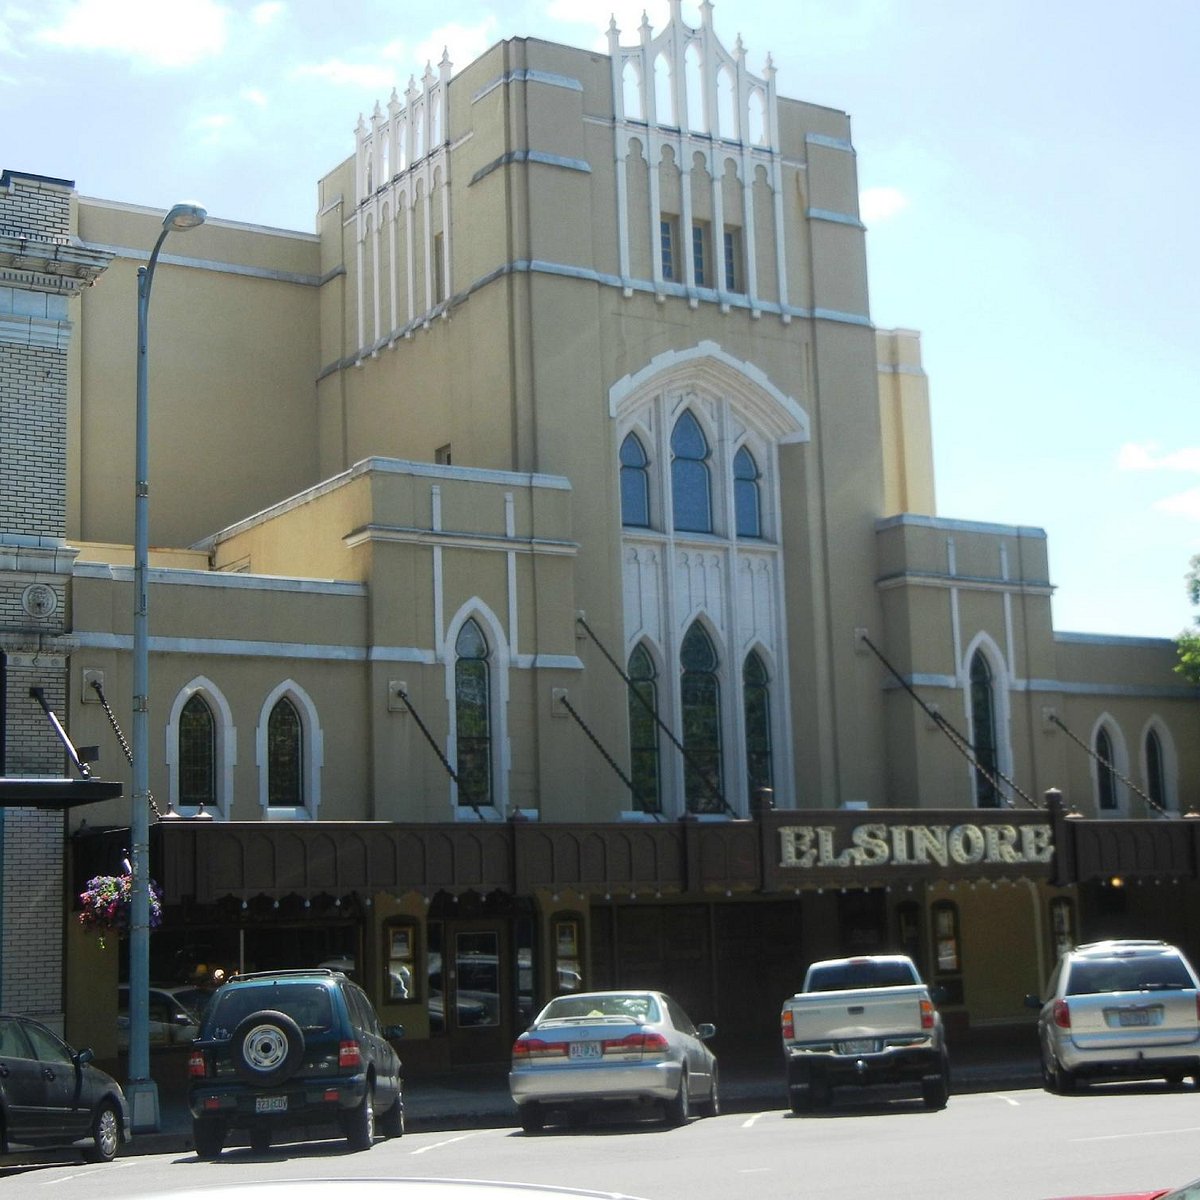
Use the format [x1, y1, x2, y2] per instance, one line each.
[1066, 955, 1196, 996]
[204, 983, 334, 1036]
[806, 960, 918, 992]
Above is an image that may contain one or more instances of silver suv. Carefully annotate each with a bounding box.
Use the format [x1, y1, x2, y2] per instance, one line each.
[1027, 939, 1200, 1092]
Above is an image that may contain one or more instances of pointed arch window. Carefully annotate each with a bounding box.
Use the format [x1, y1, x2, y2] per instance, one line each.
[969, 651, 1000, 808]
[671, 411, 712, 533]
[743, 651, 772, 800]
[267, 697, 302, 808]
[627, 644, 661, 813]
[1146, 729, 1166, 810]
[620, 432, 651, 527]
[1095, 727, 1117, 811]
[455, 618, 493, 807]
[733, 446, 762, 538]
[681, 623, 722, 813]
[179, 694, 216, 810]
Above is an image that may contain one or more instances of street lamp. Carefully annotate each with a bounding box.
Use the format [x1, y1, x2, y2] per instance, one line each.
[129, 201, 205, 1132]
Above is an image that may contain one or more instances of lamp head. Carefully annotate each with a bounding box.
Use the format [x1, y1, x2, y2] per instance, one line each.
[162, 203, 207, 232]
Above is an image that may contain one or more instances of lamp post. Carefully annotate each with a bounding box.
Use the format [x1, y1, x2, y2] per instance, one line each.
[129, 202, 205, 1132]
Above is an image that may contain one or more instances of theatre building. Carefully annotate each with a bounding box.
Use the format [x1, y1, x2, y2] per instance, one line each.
[2, 3, 1196, 1070]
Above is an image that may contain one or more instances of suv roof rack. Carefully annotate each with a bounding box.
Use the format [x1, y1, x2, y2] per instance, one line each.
[1074, 939, 1170, 954]
[225, 968, 342, 982]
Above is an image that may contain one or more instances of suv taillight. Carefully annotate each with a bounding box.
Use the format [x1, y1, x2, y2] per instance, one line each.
[339, 1040, 362, 1068]
[920, 998, 935, 1030]
[781, 1009, 794, 1039]
[1053, 999, 1071, 1029]
[188, 1049, 208, 1079]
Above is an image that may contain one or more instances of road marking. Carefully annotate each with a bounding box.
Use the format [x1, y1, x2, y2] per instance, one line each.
[1073, 1125, 1200, 1144]
[410, 1131, 486, 1155]
[742, 1111, 774, 1127]
[37, 1159, 138, 1184]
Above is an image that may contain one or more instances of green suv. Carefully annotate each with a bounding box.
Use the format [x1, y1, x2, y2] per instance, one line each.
[187, 968, 405, 1157]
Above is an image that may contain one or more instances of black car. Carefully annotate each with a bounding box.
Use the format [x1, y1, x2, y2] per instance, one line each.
[0, 1014, 131, 1161]
[187, 968, 404, 1157]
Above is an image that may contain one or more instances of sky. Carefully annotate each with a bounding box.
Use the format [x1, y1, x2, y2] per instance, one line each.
[2, 0, 1197, 642]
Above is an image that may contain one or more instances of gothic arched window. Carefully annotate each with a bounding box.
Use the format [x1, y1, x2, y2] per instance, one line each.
[627, 644, 661, 813]
[455, 618, 493, 807]
[743, 651, 772, 800]
[1146, 728, 1166, 810]
[969, 651, 1000, 808]
[179, 694, 215, 810]
[733, 446, 761, 538]
[267, 697, 302, 808]
[1096, 727, 1117, 811]
[620, 432, 651, 527]
[681, 623, 722, 812]
[671, 411, 712, 533]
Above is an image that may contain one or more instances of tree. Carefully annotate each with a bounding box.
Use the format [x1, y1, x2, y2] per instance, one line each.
[1177, 554, 1200, 684]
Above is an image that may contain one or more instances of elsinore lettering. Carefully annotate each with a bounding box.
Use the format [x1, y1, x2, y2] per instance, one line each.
[779, 823, 1054, 869]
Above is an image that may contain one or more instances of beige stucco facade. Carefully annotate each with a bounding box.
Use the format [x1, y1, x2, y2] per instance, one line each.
[2, 4, 1196, 1058]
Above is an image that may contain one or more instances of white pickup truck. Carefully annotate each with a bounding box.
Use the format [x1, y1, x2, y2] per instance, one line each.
[780, 954, 950, 1112]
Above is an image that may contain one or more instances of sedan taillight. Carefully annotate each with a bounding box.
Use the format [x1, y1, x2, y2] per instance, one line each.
[512, 1037, 568, 1060]
[188, 1049, 208, 1079]
[339, 1040, 362, 1068]
[601, 1031, 668, 1057]
[1052, 999, 1071, 1029]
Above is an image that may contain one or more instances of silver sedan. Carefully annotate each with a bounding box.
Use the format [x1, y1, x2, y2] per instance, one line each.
[509, 990, 718, 1131]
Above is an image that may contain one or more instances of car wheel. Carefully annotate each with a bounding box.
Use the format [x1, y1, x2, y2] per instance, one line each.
[1040, 1049, 1058, 1094]
[699, 1066, 720, 1117]
[1166, 1071, 1185, 1088]
[82, 1100, 122, 1162]
[249, 1124, 271, 1154]
[566, 1106, 590, 1129]
[1053, 1059, 1077, 1093]
[232, 1010, 305, 1086]
[921, 1070, 949, 1111]
[665, 1068, 690, 1126]
[519, 1103, 544, 1134]
[344, 1086, 375, 1151]
[193, 1116, 226, 1160]
[379, 1094, 405, 1138]
[788, 1085, 811, 1115]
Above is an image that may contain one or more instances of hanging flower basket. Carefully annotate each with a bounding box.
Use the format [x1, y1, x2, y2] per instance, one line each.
[78, 873, 163, 947]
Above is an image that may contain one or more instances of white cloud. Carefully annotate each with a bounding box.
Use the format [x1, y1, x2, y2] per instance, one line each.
[859, 186, 909, 223]
[1155, 487, 1200, 522]
[294, 58, 395, 90]
[1118, 443, 1200, 473]
[242, 87, 268, 107]
[34, 0, 230, 68]
[412, 19, 499, 75]
[250, 2, 284, 27]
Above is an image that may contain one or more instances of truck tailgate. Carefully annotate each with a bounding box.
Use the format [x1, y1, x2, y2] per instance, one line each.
[787, 985, 928, 1043]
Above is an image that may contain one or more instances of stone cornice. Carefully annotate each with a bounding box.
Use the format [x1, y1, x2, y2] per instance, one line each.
[0, 232, 114, 293]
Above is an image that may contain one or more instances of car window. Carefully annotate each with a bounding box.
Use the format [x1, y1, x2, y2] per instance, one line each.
[542, 994, 660, 1023]
[349, 985, 382, 1037]
[22, 1020, 73, 1065]
[1066, 955, 1197, 995]
[665, 996, 696, 1035]
[204, 982, 333, 1036]
[0, 1016, 33, 1058]
[806, 960, 918, 991]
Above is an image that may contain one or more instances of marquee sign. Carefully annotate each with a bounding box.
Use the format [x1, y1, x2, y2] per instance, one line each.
[779, 821, 1054, 871]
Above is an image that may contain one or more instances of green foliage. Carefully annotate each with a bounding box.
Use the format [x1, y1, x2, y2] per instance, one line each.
[1176, 555, 1200, 684]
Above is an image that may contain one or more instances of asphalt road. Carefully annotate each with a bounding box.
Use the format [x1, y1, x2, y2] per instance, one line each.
[5, 1081, 1200, 1200]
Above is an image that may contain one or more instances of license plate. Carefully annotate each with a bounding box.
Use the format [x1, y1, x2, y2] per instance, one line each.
[255, 1095, 287, 1113]
[569, 1041, 602, 1060]
[1117, 1008, 1155, 1027]
[839, 1039, 877, 1055]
